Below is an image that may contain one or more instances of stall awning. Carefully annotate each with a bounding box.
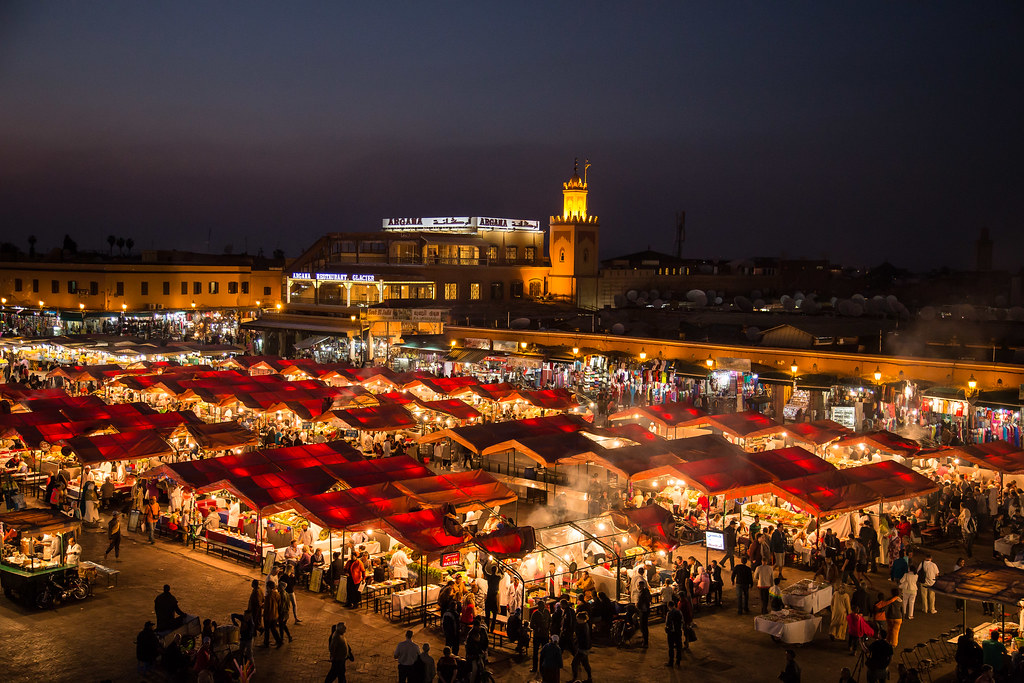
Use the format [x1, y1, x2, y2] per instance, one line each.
[64, 430, 174, 464]
[185, 421, 261, 450]
[702, 411, 786, 440]
[394, 470, 517, 513]
[417, 414, 588, 454]
[770, 469, 884, 516]
[835, 430, 921, 457]
[741, 446, 836, 482]
[0, 509, 82, 535]
[783, 420, 851, 447]
[839, 460, 940, 501]
[609, 402, 708, 429]
[795, 374, 839, 390]
[416, 399, 482, 422]
[316, 405, 418, 431]
[943, 441, 1024, 475]
[383, 508, 467, 556]
[481, 431, 605, 468]
[668, 455, 775, 497]
[446, 348, 490, 364]
[930, 563, 1024, 605]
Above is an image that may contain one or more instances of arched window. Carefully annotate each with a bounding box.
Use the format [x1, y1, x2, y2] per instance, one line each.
[559, 249, 565, 263]
[582, 248, 589, 263]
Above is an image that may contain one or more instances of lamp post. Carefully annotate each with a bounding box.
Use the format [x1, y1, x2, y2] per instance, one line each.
[79, 303, 85, 332]
[639, 348, 647, 362]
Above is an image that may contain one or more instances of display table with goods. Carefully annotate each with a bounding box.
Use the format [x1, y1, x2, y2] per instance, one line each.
[0, 509, 87, 608]
[753, 609, 822, 644]
[742, 502, 812, 531]
[947, 622, 1021, 650]
[203, 528, 273, 564]
[780, 579, 833, 614]
[391, 583, 441, 622]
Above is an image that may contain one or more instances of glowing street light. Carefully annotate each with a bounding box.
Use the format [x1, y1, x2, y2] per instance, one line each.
[873, 366, 882, 382]
[706, 355, 714, 368]
[639, 348, 647, 361]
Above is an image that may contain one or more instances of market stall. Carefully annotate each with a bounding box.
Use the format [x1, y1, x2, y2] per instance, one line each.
[754, 610, 822, 644]
[0, 509, 85, 608]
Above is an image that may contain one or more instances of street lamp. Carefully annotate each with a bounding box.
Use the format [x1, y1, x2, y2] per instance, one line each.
[968, 375, 977, 393]
[790, 360, 798, 376]
[873, 366, 882, 382]
[706, 355, 714, 369]
[639, 348, 647, 361]
[38, 300, 44, 308]
[450, 339, 457, 348]
[275, 303, 282, 311]
[121, 303, 127, 311]
[572, 347, 579, 356]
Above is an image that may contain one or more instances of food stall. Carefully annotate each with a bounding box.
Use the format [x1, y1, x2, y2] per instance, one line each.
[0, 509, 84, 608]
[754, 609, 822, 644]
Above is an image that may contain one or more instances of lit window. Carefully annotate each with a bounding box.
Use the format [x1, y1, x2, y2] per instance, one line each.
[444, 283, 458, 300]
[469, 283, 480, 300]
[505, 246, 518, 262]
[524, 246, 536, 262]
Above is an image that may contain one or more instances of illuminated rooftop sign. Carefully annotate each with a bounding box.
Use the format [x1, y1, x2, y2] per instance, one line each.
[382, 216, 540, 232]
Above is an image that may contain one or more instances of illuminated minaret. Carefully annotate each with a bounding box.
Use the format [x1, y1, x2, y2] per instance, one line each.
[548, 158, 600, 309]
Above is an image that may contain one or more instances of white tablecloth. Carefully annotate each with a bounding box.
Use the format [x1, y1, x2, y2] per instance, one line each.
[782, 582, 833, 614]
[754, 612, 821, 644]
[391, 584, 441, 613]
[994, 536, 1017, 557]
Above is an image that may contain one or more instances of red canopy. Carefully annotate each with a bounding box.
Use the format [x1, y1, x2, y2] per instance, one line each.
[770, 469, 885, 517]
[417, 399, 481, 422]
[316, 405, 417, 431]
[289, 489, 384, 531]
[835, 430, 921, 456]
[703, 411, 785, 440]
[64, 431, 173, 464]
[944, 441, 1024, 474]
[609, 402, 707, 429]
[222, 468, 340, 512]
[741, 447, 836, 482]
[185, 421, 262, 451]
[784, 420, 851, 448]
[669, 455, 775, 497]
[384, 508, 466, 555]
[840, 460, 941, 501]
[394, 470, 517, 512]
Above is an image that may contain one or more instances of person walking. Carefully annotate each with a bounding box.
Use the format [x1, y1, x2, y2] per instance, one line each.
[918, 554, 940, 614]
[281, 564, 300, 623]
[830, 584, 851, 641]
[637, 580, 652, 648]
[144, 496, 159, 544]
[324, 622, 354, 683]
[530, 603, 551, 672]
[864, 631, 894, 683]
[103, 511, 121, 561]
[899, 565, 918, 620]
[770, 525, 787, 578]
[538, 635, 563, 683]
[570, 611, 592, 683]
[135, 621, 160, 676]
[732, 556, 754, 614]
[259, 582, 282, 648]
[277, 582, 293, 644]
[247, 579, 265, 634]
[881, 588, 904, 648]
[394, 630, 420, 683]
[419, 643, 436, 683]
[465, 617, 490, 683]
[755, 561, 774, 614]
[665, 599, 684, 667]
[724, 520, 738, 570]
[442, 603, 461, 656]
[231, 609, 257, 664]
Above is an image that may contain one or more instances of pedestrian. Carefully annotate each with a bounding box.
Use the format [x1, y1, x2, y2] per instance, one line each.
[881, 588, 903, 647]
[779, 648, 801, 683]
[324, 622, 354, 683]
[732, 556, 754, 614]
[465, 617, 490, 683]
[530, 602, 551, 672]
[281, 564, 300, 623]
[231, 609, 257, 664]
[394, 630, 420, 683]
[570, 611, 592, 682]
[419, 642, 436, 683]
[918, 554, 939, 614]
[830, 584, 851, 641]
[104, 511, 122, 561]
[724, 520, 738, 570]
[144, 496, 159, 544]
[259, 582, 282, 648]
[665, 598, 683, 667]
[437, 646, 458, 683]
[154, 584, 186, 631]
[247, 579, 265, 634]
[539, 635, 563, 683]
[277, 583, 293, 644]
[899, 564, 918, 620]
[135, 621, 160, 676]
[637, 580, 652, 648]
[865, 631, 894, 683]
[484, 562, 502, 632]
[755, 560, 774, 614]
[771, 524, 787, 578]
[442, 603, 460, 656]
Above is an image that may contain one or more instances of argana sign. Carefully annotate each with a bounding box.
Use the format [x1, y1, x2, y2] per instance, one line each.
[383, 216, 540, 231]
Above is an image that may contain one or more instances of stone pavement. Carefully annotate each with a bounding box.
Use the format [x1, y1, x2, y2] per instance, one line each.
[0, 509, 976, 683]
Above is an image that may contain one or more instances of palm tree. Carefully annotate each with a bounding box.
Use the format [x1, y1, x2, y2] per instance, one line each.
[116, 237, 125, 256]
[107, 235, 116, 255]
[125, 238, 134, 255]
[27, 235, 36, 257]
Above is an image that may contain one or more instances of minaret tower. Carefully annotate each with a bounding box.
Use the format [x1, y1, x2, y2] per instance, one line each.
[548, 158, 600, 309]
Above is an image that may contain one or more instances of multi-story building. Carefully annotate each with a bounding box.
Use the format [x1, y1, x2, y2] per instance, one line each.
[0, 251, 283, 313]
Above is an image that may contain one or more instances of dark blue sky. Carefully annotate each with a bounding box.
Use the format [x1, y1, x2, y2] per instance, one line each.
[2, 2, 1021, 269]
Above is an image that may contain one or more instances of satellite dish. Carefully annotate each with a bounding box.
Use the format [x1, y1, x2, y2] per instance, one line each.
[851, 293, 866, 304]
[510, 318, 531, 329]
[649, 289, 660, 300]
[751, 290, 762, 300]
[745, 326, 761, 341]
[626, 290, 638, 302]
[794, 291, 805, 302]
[686, 289, 707, 306]
[612, 323, 626, 334]
[734, 296, 753, 312]
[753, 299, 766, 309]
[652, 299, 663, 308]
[780, 295, 795, 311]
[714, 296, 723, 305]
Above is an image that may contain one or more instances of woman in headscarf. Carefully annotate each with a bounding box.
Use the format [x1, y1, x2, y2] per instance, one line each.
[829, 583, 851, 641]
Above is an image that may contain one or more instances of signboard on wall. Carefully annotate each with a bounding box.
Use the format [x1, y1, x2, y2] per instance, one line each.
[382, 216, 541, 231]
[441, 551, 461, 567]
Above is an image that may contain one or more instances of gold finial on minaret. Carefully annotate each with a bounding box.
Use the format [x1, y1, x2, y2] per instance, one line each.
[584, 158, 591, 185]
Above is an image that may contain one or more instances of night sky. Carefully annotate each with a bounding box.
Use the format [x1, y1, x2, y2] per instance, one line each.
[2, 2, 1021, 270]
